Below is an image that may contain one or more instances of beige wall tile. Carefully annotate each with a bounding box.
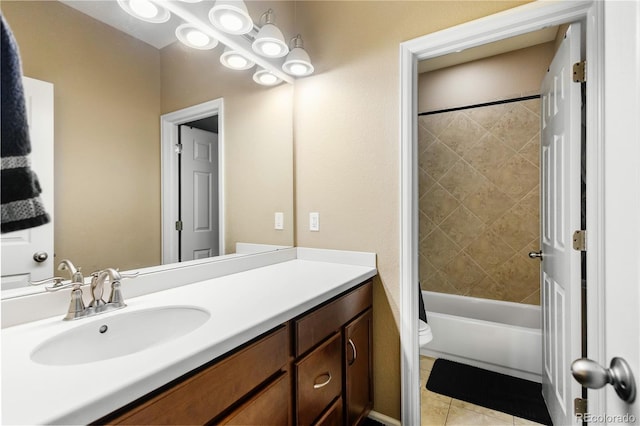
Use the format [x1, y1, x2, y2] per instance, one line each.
[464, 181, 515, 225]
[518, 135, 540, 167]
[419, 169, 437, 198]
[421, 141, 460, 181]
[422, 111, 458, 137]
[422, 228, 461, 269]
[464, 103, 513, 131]
[442, 252, 487, 294]
[484, 154, 539, 200]
[421, 184, 461, 225]
[491, 104, 540, 151]
[439, 113, 488, 155]
[490, 203, 538, 251]
[419, 99, 541, 305]
[439, 160, 488, 202]
[439, 206, 486, 249]
[465, 229, 514, 271]
[463, 133, 516, 175]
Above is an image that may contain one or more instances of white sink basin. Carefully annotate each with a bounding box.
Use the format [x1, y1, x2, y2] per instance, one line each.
[31, 306, 210, 366]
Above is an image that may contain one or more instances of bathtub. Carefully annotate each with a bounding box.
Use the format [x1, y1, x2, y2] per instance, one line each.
[421, 290, 542, 382]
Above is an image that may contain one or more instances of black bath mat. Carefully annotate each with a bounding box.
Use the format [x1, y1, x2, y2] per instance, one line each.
[426, 358, 553, 425]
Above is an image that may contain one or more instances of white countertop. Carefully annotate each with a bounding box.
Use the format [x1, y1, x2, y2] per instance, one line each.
[1, 249, 376, 425]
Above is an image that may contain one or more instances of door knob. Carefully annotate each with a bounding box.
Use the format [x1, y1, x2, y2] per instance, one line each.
[33, 252, 48, 263]
[528, 251, 543, 260]
[571, 357, 636, 402]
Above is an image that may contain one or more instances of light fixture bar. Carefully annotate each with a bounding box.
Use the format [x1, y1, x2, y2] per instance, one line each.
[155, 0, 294, 84]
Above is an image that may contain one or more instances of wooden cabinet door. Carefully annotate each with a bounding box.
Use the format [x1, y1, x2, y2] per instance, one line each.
[344, 308, 373, 426]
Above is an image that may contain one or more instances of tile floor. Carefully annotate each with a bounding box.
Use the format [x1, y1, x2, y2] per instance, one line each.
[420, 356, 546, 426]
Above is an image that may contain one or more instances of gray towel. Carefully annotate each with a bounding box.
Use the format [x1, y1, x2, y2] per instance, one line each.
[1, 13, 50, 233]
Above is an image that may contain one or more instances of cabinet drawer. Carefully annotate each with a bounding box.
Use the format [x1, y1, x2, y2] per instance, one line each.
[296, 333, 343, 426]
[295, 281, 372, 356]
[219, 371, 290, 425]
[313, 397, 343, 426]
[108, 325, 289, 425]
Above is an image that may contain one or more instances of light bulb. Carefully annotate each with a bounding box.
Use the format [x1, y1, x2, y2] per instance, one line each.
[259, 73, 278, 85]
[185, 30, 210, 47]
[289, 64, 309, 76]
[227, 54, 248, 69]
[130, 0, 158, 18]
[260, 41, 283, 57]
[219, 13, 243, 32]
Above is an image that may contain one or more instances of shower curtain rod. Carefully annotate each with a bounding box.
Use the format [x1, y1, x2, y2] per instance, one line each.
[418, 94, 541, 116]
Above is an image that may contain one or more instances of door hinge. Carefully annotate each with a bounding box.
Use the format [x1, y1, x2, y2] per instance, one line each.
[175, 220, 183, 231]
[574, 397, 588, 417]
[174, 143, 183, 154]
[573, 230, 587, 251]
[573, 61, 586, 83]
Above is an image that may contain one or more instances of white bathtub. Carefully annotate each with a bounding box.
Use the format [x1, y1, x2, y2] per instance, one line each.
[421, 291, 542, 382]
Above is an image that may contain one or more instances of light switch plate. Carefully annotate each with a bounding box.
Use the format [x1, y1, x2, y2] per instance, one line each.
[274, 212, 284, 230]
[309, 212, 320, 231]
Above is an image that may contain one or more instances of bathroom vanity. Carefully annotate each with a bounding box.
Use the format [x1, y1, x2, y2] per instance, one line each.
[1, 248, 376, 425]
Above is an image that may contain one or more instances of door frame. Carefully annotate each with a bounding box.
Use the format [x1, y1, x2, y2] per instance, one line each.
[160, 99, 225, 264]
[398, 1, 605, 423]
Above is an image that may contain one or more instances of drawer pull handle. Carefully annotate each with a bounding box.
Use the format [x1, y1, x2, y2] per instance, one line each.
[313, 372, 332, 389]
[348, 338, 357, 366]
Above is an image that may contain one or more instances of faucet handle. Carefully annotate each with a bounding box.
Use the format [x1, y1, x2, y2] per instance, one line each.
[30, 277, 65, 289]
[107, 270, 138, 307]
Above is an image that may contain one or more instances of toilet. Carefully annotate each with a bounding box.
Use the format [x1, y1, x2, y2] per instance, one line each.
[419, 319, 433, 347]
[418, 284, 433, 348]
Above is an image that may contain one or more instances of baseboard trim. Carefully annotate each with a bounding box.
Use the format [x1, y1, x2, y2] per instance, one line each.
[368, 410, 401, 426]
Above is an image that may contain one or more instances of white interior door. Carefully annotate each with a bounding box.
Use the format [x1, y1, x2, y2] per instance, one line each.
[540, 23, 583, 426]
[1, 77, 54, 290]
[597, 0, 640, 421]
[180, 126, 219, 261]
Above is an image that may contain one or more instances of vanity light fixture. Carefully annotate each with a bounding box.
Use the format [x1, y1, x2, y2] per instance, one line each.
[282, 35, 314, 77]
[252, 9, 289, 58]
[117, 0, 170, 23]
[209, 0, 253, 35]
[120, 1, 313, 85]
[253, 68, 282, 86]
[175, 24, 219, 50]
[220, 47, 255, 70]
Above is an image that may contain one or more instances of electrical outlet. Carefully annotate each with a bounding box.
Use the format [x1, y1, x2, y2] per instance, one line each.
[274, 212, 284, 230]
[309, 212, 320, 231]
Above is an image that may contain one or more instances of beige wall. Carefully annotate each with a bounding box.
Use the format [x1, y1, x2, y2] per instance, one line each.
[2, 1, 162, 272]
[293, 0, 532, 419]
[418, 42, 555, 113]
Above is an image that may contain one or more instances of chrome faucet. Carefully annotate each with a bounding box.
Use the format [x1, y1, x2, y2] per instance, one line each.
[89, 268, 130, 309]
[33, 260, 137, 321]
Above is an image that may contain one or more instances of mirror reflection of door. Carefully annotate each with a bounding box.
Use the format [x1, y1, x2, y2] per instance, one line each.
[178, 116, 219, 262]
[0, 77, 54, 290]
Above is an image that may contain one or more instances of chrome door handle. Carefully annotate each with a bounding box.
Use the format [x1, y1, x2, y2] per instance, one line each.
[528, 251, 543, 260]
[313, 372, 332, 389]
[348, 338, 357, 366]
[571, 357, 636, 402]
[33, 252, 48, 262]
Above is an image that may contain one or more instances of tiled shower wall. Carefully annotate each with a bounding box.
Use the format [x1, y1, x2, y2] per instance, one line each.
[418, 98, 541, 305]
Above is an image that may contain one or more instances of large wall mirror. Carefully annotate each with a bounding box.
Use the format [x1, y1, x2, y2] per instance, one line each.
[1, 0, 294, 296]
